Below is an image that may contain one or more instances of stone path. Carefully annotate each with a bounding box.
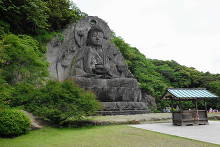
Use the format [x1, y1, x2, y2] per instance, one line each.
[130, 121, 220, 145]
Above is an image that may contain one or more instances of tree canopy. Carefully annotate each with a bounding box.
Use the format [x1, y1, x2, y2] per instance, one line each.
[0, 0, 86, 35]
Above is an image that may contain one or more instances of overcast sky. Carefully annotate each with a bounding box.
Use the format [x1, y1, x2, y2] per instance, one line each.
[75, 0, 220, 74]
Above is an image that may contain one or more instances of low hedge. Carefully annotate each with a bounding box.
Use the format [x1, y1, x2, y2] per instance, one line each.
[0, 109, 31, 137]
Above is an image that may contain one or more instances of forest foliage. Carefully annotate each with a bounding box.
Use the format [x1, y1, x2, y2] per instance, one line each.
[113, 37, 220, 110]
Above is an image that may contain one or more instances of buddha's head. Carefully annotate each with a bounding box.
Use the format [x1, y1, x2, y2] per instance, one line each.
[87, 26, 104, 47]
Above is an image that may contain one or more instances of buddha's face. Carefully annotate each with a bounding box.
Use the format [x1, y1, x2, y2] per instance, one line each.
[88, 30, 104, 46]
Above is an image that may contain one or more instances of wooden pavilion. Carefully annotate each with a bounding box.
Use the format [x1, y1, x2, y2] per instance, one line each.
[163, 88, 218, 126]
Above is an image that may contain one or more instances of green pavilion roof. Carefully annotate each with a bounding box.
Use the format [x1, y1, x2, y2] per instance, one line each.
[163, 88, 218, 100]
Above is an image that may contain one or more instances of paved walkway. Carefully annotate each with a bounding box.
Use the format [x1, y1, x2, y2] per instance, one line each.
[130, 121, 220, 145]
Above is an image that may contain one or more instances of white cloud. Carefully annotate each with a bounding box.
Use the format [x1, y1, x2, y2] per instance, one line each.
[75, 0, 220, 74]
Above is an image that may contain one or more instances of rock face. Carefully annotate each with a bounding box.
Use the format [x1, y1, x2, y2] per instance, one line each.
[47, 16, 149, 113]
[141, 89, 157, 109]
[22, 111, 43, 130]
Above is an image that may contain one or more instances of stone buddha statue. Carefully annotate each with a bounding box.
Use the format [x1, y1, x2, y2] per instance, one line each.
[74, 25, 133, 79]
[72, 24, 142, 104]
[48, 16, 148, 112]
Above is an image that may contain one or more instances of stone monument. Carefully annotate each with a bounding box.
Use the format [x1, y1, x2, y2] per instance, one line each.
[47, 16, 150, 114]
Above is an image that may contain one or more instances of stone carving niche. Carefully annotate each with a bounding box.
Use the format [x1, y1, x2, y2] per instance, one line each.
[47, 16, 149, 114]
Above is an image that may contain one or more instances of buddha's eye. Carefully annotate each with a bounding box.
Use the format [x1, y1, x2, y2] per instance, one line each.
[98, 33, 103, 38]
[91, 33, 98, 37]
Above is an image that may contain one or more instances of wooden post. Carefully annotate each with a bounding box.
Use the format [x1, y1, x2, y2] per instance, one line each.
[171, 97, 174, 125]
[195, 98, 199, 124]
[204, 99, 207, 112]
[178, 98, 182, 112]
[196, 98, 198, 110]
[179, 98, 183, 125]
[204, 98, 208, 123]
[171, 98, 174, 113]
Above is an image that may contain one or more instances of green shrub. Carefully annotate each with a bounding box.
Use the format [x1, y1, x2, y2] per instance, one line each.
[9, 82, 36, 107]
[0, 79, 40, 108]
[0, 75, 14, 106]
[0, 83, 14, 106]
[27, 80, 101, 124]
[0, 109, 30, 137]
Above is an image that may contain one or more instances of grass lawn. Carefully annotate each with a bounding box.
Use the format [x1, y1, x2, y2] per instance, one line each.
[0, 125, 218, 147]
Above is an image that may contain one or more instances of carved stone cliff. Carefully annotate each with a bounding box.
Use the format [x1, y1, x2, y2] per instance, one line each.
[47, 16, 151, 114]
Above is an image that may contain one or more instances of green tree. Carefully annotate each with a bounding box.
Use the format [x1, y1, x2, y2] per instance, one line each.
[0, 34, 48, 84]
[45, 0, 86, 31]
[0, 0, 49, 34]
[207, 81, 220, 96]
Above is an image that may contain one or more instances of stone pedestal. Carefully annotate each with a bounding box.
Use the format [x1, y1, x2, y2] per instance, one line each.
[102, 102, 148, 111]
[75, 77, 141, 102]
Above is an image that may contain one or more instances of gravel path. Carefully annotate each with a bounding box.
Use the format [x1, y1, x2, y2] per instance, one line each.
[130, 121, 220, 145]
[90, 113, 172, 123]
[90, 113, 220, 124]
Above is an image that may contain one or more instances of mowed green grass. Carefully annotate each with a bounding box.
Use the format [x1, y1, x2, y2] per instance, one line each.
[0, 125, 218, 147]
